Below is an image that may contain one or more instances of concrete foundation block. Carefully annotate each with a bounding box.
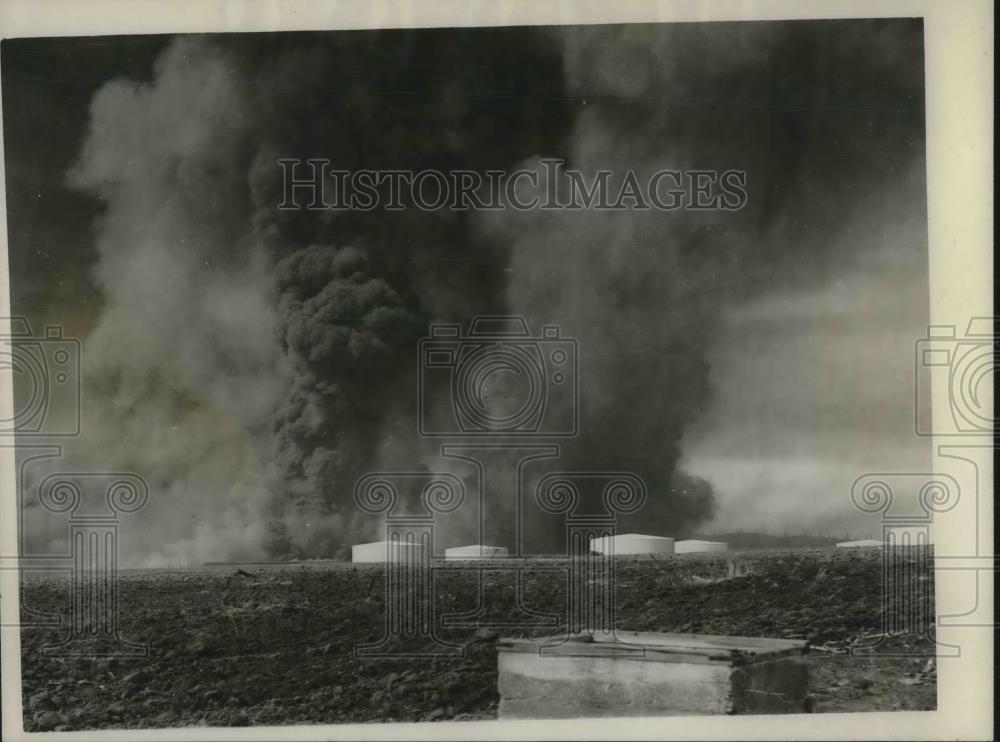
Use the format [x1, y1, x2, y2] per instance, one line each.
[497, 631, 809, 718]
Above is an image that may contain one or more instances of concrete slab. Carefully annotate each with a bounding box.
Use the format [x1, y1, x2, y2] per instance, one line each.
[497, 631, 809, 718]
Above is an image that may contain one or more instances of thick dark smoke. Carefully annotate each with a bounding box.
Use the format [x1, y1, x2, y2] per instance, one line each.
[41, 21, 923, 563]
[267, 245, 416, 556]
[242, 30, 572, 558]
[60, 30, 570, 563]
[486, 21, 924, 537]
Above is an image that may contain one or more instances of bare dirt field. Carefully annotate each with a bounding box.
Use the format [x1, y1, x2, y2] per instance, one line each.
[20, 547, 936, 730]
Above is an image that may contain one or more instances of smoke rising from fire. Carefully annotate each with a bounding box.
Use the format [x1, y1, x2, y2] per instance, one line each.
[482, 21, 924, 534]
[16, 21, 925, 563]
[40, 30, 571, 563]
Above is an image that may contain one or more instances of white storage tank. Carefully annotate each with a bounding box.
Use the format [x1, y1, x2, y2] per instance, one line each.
[589, 533, 675, 556]
[351, 540, 427, 563]
[445, 544, 510, 560]
[675, 539, 729, 554]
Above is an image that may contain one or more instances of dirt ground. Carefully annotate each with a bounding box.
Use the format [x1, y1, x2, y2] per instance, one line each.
[19, 547, 936, 730]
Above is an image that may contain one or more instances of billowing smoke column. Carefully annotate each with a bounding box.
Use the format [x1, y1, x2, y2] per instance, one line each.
[486, 21, 924, 537]
[61, 30, 570, 562]
[47, 21, 923, 563]
[267, 245, 417, 556]
[61, 40, 284, 564]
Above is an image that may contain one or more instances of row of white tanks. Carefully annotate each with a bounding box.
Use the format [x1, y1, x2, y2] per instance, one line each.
[351, 534, 728, 563]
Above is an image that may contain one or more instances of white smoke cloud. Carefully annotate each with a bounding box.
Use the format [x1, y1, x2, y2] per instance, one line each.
[56, 38, 287, 566]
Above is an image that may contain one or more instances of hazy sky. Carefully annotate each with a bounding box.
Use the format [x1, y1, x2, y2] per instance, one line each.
[681, 178, 931, 537]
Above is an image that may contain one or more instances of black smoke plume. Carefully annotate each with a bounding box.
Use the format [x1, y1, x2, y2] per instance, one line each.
[51, 21, 922, 563]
